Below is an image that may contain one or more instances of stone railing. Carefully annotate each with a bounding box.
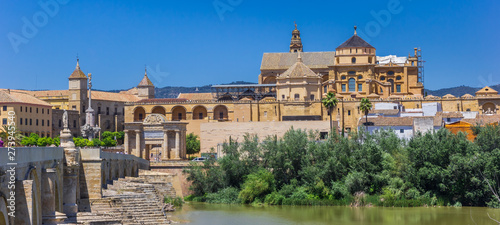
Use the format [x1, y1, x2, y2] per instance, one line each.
[0, 147, 63, 165]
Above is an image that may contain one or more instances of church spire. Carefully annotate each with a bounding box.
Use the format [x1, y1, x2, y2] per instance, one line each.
[290, 22, 303, 53]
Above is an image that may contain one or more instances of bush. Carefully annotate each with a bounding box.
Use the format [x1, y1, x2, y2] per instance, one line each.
[164, 196, 183, 207]
[239, 169, 275, 204]
[206, 187, 240, 204]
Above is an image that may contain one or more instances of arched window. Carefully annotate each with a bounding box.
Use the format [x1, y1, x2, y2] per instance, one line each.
[388, 79, 395, 93]
[341, 76, 346, 80]
[351, 57, 356, 64]
[368, 57, 372, 64]
[348, 78, 356, 92]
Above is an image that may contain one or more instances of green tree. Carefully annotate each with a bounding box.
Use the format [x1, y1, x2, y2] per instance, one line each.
[53, 136, 61, 146]
[186, 133, 201, 157]
[359, 98, 373, 128]
[1, 125, 25, 146]
[321, 92, 338, 134]
[21, 133, 39, 146]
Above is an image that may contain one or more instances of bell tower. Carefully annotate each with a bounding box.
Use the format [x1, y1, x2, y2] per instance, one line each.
[290, 22, 303, 53]
[137, 67, 155, 100]
[68, 58, 88, 114]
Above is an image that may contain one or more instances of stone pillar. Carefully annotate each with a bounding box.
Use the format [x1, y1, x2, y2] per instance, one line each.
[42, 168, 67, 224]
[181, 130, 186, 159]
[162, 131, 169, 160]
[175, 130, 181, 159]
[63, 167, 79, 217]
[124, 130, 129, 154]
[135, 130, 141, 158]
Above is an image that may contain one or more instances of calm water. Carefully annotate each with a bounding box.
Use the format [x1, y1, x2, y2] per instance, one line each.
[169, 203, 500, 225]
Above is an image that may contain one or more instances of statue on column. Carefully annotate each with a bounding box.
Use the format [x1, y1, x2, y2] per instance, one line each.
[80, 73, 101, 141]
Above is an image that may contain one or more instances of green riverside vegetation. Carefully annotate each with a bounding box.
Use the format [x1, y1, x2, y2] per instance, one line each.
[183, 125, 500, 207]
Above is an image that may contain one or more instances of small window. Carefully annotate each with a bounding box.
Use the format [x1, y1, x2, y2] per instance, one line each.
[20, 107, 22, 112]
[341, 76, 346, 80]
[178, 113, 182, 120]
[59, 120, 62, 127]
[324, 86, 327, 93]
[282, 95, 285, 100]
[358, 84, 363, 92]
[36, 108, 38, 113]
[396, 85, 401, 93]
[47, 120, 49, 126]
[2, 106, 6, 111]
[294, 94, 300, 100]
[348, 71, 356, 75]
[368, 57, 372, 64]
[42, 108, 44, 114]
[264, 111, 268, 117]
[36, 119, 39, 126]
[380, 88, 383, 93]
[73, 120, 76, 128]
[400, 129, 404, 133]
[466, 109, 471, 112]
[25, 118, 27, 125]
[348, 110, 351, 116]
[411, 61, 414, 66]
[342, 84, 347, 92]
[139, 113, 143, 121]
[351, 57, 356, 63]
[310, 95, 315, 101]
[30, 119, 32, 125]
[447, 118, 451, 122]
[20, 118, 23, 125]
[380, 76, 385, 81]
[98, 107, 101, 114]
[358, 75, 363, 79]
[72, 105, 76, 110]
[42, 120, 44, 126]
[106, 107, 109, 115]
[387, 71, 395, 76]
[396, 76, 402, 80]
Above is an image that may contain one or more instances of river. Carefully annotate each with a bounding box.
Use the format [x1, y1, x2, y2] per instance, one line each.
[169, 203, 500, 225]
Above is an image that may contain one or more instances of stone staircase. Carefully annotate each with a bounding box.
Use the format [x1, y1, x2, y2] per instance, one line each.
[73, 173, 178, 224]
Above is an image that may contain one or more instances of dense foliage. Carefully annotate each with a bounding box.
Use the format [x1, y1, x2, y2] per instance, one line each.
[186, 133, 201, 156]
[183, 126, 500, 207]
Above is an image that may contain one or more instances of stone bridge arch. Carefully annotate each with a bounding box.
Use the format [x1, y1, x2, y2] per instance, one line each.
[0, 195, 9, 225]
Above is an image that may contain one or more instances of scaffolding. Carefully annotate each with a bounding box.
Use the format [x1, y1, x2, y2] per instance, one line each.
[417, 48, 425, 85]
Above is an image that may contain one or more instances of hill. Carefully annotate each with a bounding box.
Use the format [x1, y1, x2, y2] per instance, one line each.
[425, 84, 500, 97]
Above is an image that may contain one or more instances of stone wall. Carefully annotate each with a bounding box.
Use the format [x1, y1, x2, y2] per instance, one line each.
[200, 120, 334, 152]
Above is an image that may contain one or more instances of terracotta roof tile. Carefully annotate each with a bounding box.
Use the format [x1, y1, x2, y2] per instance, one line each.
[463, 114, 500, 126]
[177, 93, 213, 100]
[0, 90, 52, 106]
[261, 52, 335, 70]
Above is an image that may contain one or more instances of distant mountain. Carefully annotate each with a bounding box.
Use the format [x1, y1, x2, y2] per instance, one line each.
[155, 81, 256, 98]
[425, 84, 500, 97]
[105, 82, 500, 99]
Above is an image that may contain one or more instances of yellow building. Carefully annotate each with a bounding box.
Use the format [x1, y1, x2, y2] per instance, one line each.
[0, 89, 53, 137]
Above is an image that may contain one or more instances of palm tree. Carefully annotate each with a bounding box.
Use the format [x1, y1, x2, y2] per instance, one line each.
[359, 98, 373, 128]
[322, 92, 339, 134]
[0, 125, 25, 147]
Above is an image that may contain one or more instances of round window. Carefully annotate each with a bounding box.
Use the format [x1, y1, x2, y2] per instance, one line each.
[341, 76, 346, 80]
[358, 75, 363, 79]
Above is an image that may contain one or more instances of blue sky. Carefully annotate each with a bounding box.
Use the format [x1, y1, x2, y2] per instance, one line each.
[1, 0, 499, 91]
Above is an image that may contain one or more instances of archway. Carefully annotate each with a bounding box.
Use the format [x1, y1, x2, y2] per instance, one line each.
[263, 76, 276, 84]
[388, 79, 395, 94]
[133, 107, 146, 122]
[192, 106, 208, 120]
[171, 106, 186, 121]
[151, 106, 166, 115]
[27, 169, 40, 225]
[0, 196, 9, 225]
[213, 105, 229, 121]
[482, 102, 497, 114]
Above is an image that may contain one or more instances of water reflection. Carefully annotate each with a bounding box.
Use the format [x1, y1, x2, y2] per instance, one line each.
[170, 203, 500, 225]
